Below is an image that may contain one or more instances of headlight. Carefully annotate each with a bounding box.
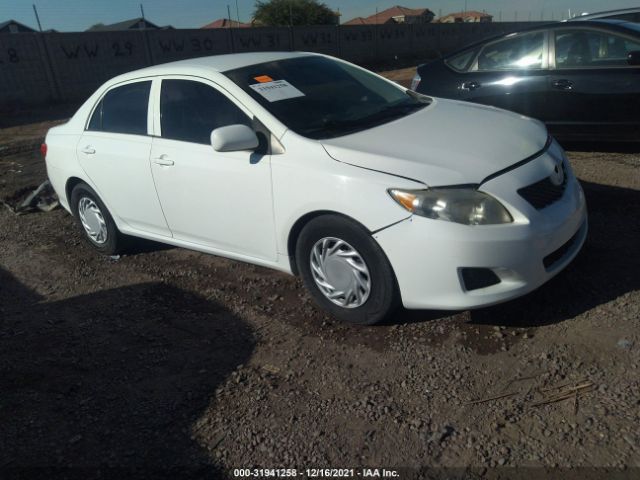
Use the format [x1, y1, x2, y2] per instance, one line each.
[388, 188, 513, 225]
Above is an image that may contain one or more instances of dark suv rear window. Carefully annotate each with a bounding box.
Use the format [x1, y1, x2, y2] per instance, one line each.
[445, 48, 478, 72]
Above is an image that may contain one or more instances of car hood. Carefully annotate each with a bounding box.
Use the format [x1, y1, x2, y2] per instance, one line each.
[321, 98, 549, 186]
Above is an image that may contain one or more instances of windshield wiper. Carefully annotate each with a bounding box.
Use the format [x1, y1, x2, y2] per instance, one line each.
[305, 101, 427, 138]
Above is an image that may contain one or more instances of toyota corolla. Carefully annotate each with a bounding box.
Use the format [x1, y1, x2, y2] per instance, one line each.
[44, 52, 587, 325]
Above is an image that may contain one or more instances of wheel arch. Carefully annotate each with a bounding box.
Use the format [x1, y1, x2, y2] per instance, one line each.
[65, 176, 87, 215]
[287, 210, 372, 276]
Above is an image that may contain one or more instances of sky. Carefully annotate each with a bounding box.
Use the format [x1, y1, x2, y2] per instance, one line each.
[2, 0, 639, 31]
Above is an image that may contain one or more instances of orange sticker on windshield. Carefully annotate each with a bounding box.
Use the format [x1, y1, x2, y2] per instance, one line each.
[254, 75, 274, 83]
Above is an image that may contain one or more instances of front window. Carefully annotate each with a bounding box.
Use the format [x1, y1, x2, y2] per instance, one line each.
[224, 56, 429, 140]
[476, 32, 545, 71]
[160, 79, 251, 144]
[555, 29, 640, 68]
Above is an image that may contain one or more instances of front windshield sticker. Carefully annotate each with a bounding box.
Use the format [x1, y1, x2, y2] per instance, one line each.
[254, 75, 274, 83]
[249, 79, 305, 102]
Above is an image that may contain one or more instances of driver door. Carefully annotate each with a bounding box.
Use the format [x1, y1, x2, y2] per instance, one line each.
[149, 78, 277, 261]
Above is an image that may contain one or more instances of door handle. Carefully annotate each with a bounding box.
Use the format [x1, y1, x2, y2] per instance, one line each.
[462, 81, 481, 91]
[153, 155, 174, 167]
[553, 79, 574, 90]
[81, 146, 96, 155]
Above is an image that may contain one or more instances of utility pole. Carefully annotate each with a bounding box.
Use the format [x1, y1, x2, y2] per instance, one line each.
[32, 4, 43, 32]
[227, 4, 232, 27]
[235, 0, 240, 23]
[140, 3, 146, 21]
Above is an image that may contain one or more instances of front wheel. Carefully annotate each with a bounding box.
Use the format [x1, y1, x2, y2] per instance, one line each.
[295, 215, 400, 325]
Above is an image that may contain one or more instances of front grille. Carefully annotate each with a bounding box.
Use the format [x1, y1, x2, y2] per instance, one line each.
[518, 167, 567, 210]
[543, 228, 581, 270]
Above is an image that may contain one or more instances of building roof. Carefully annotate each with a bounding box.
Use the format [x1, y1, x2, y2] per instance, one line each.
[439, 10, 493, 20]
[202, 18, 251, 29]
[344, 5, 434, 25]
[343, 17, 369, 26]
[86, 17, 161, 31]
[0, 19, 37, 32]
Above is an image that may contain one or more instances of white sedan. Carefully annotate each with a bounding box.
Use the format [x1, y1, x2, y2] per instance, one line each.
[44, 51, 587, 325]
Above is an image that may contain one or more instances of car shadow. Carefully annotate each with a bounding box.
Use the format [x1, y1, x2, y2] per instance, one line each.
[0, 267, 254, 477]
[125, 237, 175, 255]
[390, 180, 640, 328]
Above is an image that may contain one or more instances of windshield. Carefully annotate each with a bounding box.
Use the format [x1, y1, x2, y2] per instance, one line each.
[224, 56, 429, 140]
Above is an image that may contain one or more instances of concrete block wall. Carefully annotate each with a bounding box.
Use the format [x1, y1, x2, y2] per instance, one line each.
[148, 29, 231, 64]
[0, 34, 56, 104]
[0, 22, 548, 109]
[43, 31, 151, 101]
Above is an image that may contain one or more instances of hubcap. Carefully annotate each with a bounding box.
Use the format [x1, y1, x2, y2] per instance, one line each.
[310, 237, 371, 308]
[78, 197, 108, 244]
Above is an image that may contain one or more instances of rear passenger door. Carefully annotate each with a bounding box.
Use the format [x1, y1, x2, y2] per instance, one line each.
[458, 30, 550, 121]
[77, 80, 171, 237]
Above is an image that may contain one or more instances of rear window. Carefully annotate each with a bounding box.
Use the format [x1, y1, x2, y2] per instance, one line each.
[476, 32, 545, 71]
[445, 48, 478, 72]
[88, 81, 151, 135]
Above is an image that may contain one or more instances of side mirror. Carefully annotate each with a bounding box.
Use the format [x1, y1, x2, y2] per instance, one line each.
[627, 51, 640, 66]
[211, 124, 259, 152]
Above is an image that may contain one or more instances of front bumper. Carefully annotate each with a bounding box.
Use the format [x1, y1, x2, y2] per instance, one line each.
[374, 153, 587, 310]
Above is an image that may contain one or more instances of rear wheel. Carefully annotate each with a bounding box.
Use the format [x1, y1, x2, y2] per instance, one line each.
[295, 215, 400, 325]
[70, 183, 126, 255]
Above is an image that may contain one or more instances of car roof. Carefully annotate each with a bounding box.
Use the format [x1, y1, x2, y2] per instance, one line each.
[566, 7, 640, 21]
[110, 51, 317, 82]
[438, 19, 640, 60]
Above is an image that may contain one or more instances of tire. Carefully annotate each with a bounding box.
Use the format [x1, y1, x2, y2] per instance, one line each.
[295, 215, 400, 325]
[70, 183, 126, 255]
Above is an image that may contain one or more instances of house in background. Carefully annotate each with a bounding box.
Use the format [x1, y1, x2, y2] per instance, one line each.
[438, 11, 493, 23]
[201, 19, 251, 29]
[343, 17, 368, 25]
[86, 17, 172, 31]
[0, 19, 37, 33]
[343, 6, 435, 25]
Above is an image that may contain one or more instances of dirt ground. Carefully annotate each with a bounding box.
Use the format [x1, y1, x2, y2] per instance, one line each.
[1, 77, 639, 478]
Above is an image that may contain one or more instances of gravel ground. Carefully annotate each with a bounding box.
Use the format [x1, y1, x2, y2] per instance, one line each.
[1, 122, 639, 478]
